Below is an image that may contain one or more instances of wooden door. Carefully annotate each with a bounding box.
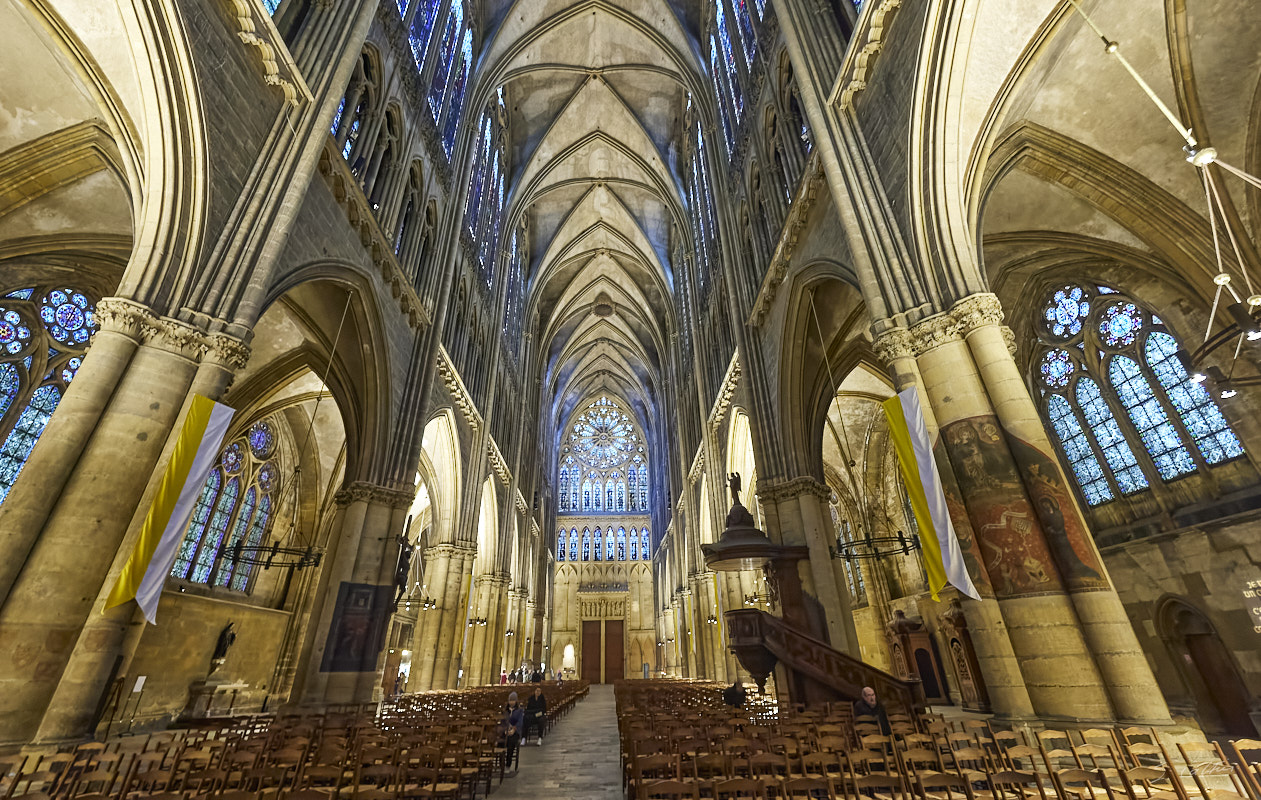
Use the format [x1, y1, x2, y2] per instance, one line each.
[581, 620, 601, 683]
[604, 620, 625, 682]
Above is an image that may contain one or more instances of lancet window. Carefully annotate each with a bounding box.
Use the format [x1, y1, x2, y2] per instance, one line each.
[1034, 283, 1243, 508]
[170, 419, 279, 593]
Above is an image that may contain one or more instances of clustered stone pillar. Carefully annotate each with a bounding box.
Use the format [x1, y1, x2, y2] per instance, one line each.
[0, 299, 251, 744]
[872, 326, 1037, 721]
[300, 482, 412, 707]
[873, 294, 1173, 724]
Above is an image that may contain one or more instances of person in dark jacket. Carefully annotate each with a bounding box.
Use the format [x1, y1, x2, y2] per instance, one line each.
[853, 685, 891, 734]
[524, 685, 548, 744]
[722, 678, 746, 708]
[502, 692, 524, 772]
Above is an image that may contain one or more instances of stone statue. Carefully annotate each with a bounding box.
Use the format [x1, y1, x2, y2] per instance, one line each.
[394, 535, 415, 610]
[729, 472, 742, 505]
[209, 622, 235, 676]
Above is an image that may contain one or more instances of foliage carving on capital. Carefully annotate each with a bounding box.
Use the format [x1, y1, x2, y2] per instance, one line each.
[757, 476, 831, 504]
[202, 332, 251, 370]
[871, 326, 914, 365]
[94, 297, 156, 341]
[951, 293, 1005, 336]
[334, 481, 414, 508]
[1001, 325, 1017, 356]
[151, 318, 206, 360]
[909, 312, 961, 355]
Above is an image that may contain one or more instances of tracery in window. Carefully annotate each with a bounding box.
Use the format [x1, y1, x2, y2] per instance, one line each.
[409, 0, 442, 71]
[593, 527, 603, 561]
[557, 527, 566, 561]
[640, 528, 650, 560]
[1034, 283, 1243, 507]
[582, 528, 591, 561]
[0, 287, 98, 506]
[829, 502, 866, 604]
[427, 1, 465, 126]
[170, 418, 280, 592]
[569, 528, 578, 561]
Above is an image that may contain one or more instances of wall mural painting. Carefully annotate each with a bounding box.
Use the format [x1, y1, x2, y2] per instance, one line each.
[932, 442, 993, 597]
[1006, 434, 1107, 591]
[941, 416, 1063, 598]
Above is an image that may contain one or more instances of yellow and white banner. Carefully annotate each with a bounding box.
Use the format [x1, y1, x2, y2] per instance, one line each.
[882, 388, 981, 602]
[105, 395, 235, 623]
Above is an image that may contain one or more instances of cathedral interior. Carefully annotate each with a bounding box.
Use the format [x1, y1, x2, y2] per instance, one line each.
[2, 0, 1261, 750]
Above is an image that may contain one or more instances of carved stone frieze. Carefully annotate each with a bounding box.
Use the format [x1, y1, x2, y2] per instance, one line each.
[436, 348, 482, 431]
[487, 439, 511, 487]
[222, 0, 310, 107]
[834, 0, 905, 111]
[908, 311, 961, 355]
[424, 542, 477, 560]
[688, 449, 705, 485]
[708, 355, 742, 432]
[333, 480, 414, 508]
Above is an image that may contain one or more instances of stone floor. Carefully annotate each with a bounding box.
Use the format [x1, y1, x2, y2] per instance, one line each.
[490, 683, 621, 800]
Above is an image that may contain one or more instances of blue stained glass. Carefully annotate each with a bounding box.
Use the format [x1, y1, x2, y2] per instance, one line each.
[191, 477, 239, 583]
[1097, 285, 1118, 294]
[39, 289, 95, 346]
[409, 0, 442, 70]
[6, 289, 33, 300]
[0, 305, 32, 355]
[216, 486, 256, 586]
[172, 470, 221, 579]
[1151, 314, 1164, 326]
[1040, 349, 1074, 388]
[1101, 302, 1143, 347]
[617, 527, 627, 561]
[605, 480, 614, 509]
[630, 533, 638, 560]
[261, 0, 279, 13]
[60, 356, 83, 384]
[427, 3, 463, 122]
[1146, 332, 1244, 464]
[0, 385, 61, 505]
[572, 397, 638, 468]
[441, 31, 473, 155]
[1044, 285, 1089, 338]
[221, 442, 244, 474]
[709, 39, 735, 152]
[593, 527, 602, 561]
[257, 463, 275, 492]
[731, 0, 758, 68]
[1109, 356, 1196, 479]
[638, 465, 648, 508]
[396, 0, 409, 16]
[627, 466, 637, 511]
[342, 102, 364, 161]
[715, 2, 744, 119]
[753, 0, 766, 17]
[248, 420, 275, 458]
[1076, 377, 1149, 493]
[557, 528, 566, 561]
[1047, 395, 1113, 506]
[0, 364, 18, 420]
[641, 530, 650, 560]
[331, 98, 345, 136]
[582, 529, 590, 561]
[606, 530, 615, 561]
[569, 528, 578, 561]
[231, 494, 270, 592]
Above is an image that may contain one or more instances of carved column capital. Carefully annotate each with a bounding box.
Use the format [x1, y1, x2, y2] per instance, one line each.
[871, 326, 915, 366]
[757, 475, 831, 504]
[202, 332, 252, 370]
[909, 312, 961, 355]
[333, 481, 415, 508]
[950, 292, 1005, 336]
[94, 297, 156, 341]
[1000, 325, 1017, 356]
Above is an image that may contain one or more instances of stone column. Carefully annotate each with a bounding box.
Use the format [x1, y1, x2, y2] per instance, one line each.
[908, 312, 1114, 721]
[0, 307, 234, 744]
[431, 545, 473, 688]
[300, 481, 412, 706]
[951, 294, 1173, 725]
[445, 556, 475, 687]
[873, 326, 1037, 721]
[412, 543, 452, 690]
[758, 477, 860, 655]
[676, 588, 696, 678]
[30, 332, 249, 744]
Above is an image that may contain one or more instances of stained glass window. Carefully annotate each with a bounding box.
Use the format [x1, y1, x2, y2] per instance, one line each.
[582, 529, 591, 561]
[593, 527, 602, 561]
[0, 286, 97, 507]
[1034, 283, 1241, 508]
[427, 1, 464, 122]
[441, 31, 474, 156]
[731, 0, 758, 68]
[709, 40, 735, 152]
[617, 527, 627, 561]
[1145, 332, 1243, 464]
[640, 529, 650, 560]
[638, 465, 648, 509]
[1109, 356, 1196, 479]
[1076, 378, 1148, 494]
[1044, 285, 1090, 338]
[616, 481, 625, 512]
[559, 468, 570, 513]
[830, 504, 866, 603]
[570, 397, 640, 468]
[557, 528, 566, 561]
[262, 0, 280, 14]
[170, 415, 280, 592]
[409, 0, 442, 70]
[569, 528, 578, 561]
[606, 530, 615, 561]
[714, 3, 744, 119]
[1047, 395, 1113, 506]
[630, 532, 638, 560]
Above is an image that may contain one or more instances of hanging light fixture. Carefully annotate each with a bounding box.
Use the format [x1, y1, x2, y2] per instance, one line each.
[1066, 0, 1261, 396]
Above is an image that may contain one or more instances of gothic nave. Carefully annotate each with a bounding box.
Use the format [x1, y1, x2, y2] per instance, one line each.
[1, 0, 1260, 750]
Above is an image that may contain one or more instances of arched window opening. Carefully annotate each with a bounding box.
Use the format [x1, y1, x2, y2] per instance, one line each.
[829, 501, 866, 604]
[617, 527, 627, 561]
[593, 527, 603, 561]
[606, 529, 615, 561]
[1034, 283, 1244, 507]
[409, 0, 443, 72]
[0, 287, 98, 506]
[640, 528, 650, 561]
[440, 30, 474, 155]
[427, 1, 465, 123]
[582, 528, 591, 561]
[557, 527, 566, 561]
[170, 418, 280, 593]
[569, 528, 578, 562]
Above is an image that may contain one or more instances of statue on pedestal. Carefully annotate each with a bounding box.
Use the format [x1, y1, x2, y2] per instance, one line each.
[209, 621, 236, 677]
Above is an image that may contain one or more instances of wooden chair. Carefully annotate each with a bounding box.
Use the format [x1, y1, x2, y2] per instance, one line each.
[1177, 742, 1251, 800]
[852, 771, 909, 800]
[714, 777, 770, 800]
[637, 779, 702, 800]
[984, 770, 1049, 800]
[1053, 768, 1118, 800]
[914, 770, 976, 800]
[782, 776, 839, 800]
[1114, 765, 1186, 800]
[1227, 740, 1261, 800]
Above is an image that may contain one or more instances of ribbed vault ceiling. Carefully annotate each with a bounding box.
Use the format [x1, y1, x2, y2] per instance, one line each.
[483, 0, 706, 456]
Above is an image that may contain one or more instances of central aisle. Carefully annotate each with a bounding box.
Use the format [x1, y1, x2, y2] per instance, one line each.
[490, 683, 621, 800]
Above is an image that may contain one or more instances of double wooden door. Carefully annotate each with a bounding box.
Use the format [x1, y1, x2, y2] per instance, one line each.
[580, 619, 624, 683]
